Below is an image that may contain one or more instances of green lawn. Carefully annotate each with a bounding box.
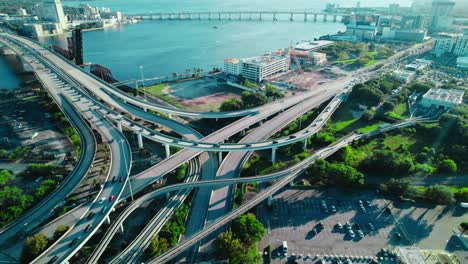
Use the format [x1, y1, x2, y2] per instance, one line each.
[415, 186, 468, 194]
[387, 103, 408, 120]
[365, 60, 376, 67]
[139, 84, 184, 108]
[357, 123, 382, 133]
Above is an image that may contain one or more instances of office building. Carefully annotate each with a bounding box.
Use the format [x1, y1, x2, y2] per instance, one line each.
[311, 52, 327, 65]
[241, 55, 288, 82]
[430, 0, 455, 32]
[431, 33, 461, 57]
[42, 0, 67, 28]
[223, 58, 242, 76]
[393, 69, 415, 83]
[453, 35, 468, 56]
[405, 59, 432, 71]
[345, 24, 377, 40]
[421, 88, 464, 109]
[17, 8, 27, 16]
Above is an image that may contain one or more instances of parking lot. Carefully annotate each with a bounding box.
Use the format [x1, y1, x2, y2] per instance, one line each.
[257, 188, 467, 263]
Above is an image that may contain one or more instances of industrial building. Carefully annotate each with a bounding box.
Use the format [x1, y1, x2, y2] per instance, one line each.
[420, 88, 464, 109]
[223, 58, 242, 76]
[290, 40, 333, 65]
[240, 55, 288, 82]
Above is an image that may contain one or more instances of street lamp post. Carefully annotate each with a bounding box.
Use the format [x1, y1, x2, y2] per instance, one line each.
[119, 139, 134, 201]
[139, 65, 146, 101]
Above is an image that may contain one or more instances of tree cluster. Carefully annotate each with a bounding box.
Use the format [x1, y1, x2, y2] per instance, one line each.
[306, 159, 365, 187]
[215, 214, 265, 263]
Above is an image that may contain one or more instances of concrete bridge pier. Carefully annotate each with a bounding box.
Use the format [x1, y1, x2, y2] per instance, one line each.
[238, 13, 241, 20]
[168, 113, 172, 119]
[178, 13, 182, 20]
[218, 12, 221, 20]
[323, 14, 327, 22]
[267, 195, 272, 206]
[273, 12, 277, 21]
[290, 12, 294, 21]
[303, 139, 308, 150]
[165, 144, 170, 158]
[168, 14, 173, 20]
[228, 12, 231, 20]
[271, 147, 277, 164]
[249, 13, 252, 20]
[314, 14, 318, 22]
[240, 129, 245, 136]
[119, 223, 124, 233]
[117, 122, 122, 133]
[198, 13, 201, 20]
[304, 12, 307, 22]
[166, 192, 170, 200]
[143, 107, 147, 112]
[159, 14, 162, 20]
[188, 13, 192, 20]
[259, 12, 262, 21]
[106, 215, 111, 225]
[137, 133, 144, 149]
[208, 12, 211, 20]
[289, 181, 294, 187]
[218, 152, 223, 165]
[333, 15, 337, 22]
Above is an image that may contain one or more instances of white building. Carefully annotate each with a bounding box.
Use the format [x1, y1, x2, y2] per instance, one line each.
[241, 55, 288, 82]
[42, 0, 67, 29]
[456, 56, 468, 69]
[223, 58, 242, 76]
[421, 88, 464, 109]
[453, 35, 468, 57]
[23, 22, 64, 37]
[405, 59, 432, 71]
[431, 33, 461, 57]
[393, 69, 416, 82]
[345, 24, 377, 40]
[17, 8, 27, 16]
[311, 52, 327, 65]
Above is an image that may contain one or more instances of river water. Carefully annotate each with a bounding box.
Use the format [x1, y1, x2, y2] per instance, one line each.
[3, 0, 412, 85]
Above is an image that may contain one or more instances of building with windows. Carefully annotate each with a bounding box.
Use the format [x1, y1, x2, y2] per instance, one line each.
[17, 8, 27, 16]
[405, 59, 432, 71]
[430, 0, 455, 32]
[241, 55, 288, 82]
[421, 88, 464, 109]
[223, 58, 242, 76]
[345, 24, 377, 40]
[311, 52, 327, 65]
[393, 69, 416, 83]
[41, 0, 67, 29]
[431, 33, 461, 57]
[453, 35, 468, 56]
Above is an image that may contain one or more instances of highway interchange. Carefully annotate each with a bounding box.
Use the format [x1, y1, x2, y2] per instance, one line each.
[0, 32, 431, 264]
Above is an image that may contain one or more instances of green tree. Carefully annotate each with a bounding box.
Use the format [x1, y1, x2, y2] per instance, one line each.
[265, 83, 284, 99]
[53, 225, 69, 240]
[215, 231, 244, 260]
[408, 82, 434, 94]
[424, 185, 455, 204]
[385, 178, 411, 196]
[231, 213, 265, 246]
[241, 91, 268, 108]
[438, 159, 457, 173]
[146, 235, 170, 257]
[24, 233, 48, 258]
[382, 101, 395, 112]
[220, 98, 243, 112]
[337, 51, 349, 60]
[0, 170, 13, 186]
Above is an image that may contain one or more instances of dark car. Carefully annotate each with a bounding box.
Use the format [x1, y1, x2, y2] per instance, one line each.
[84, 224, 92, 233]
[289, 135, 297, 139]
[87, 212, 94, 219]
[395, 233, 402, 240]
[47, 256, 58, 264]
[119, 177, 123, 183]
[70, 237, 80, 247]
[112, 176, 116, 183]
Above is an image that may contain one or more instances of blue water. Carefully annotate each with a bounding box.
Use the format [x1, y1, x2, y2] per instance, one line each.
[0, 56, 21, 90]
[34, 0, 412, 82]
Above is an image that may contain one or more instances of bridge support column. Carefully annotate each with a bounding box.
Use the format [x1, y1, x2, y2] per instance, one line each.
[198, 13, 201, 20]
[218, 152, 223, 165]
[238, 12, 241, 20]
[289, 181, 294, 187]
[314, 14, 317, 22]
[218, 12, 221, 20]
[333, 15, 337, 22]
[273, 12, 277, 21]
[168, 113, 172, 119]
[290, 12, 294, 21]
[259, 120, 263, 126]
[165, 144, 170, 158]
[259, 12, 262, 21]
[168, 14, 173, 20]
[249, 13, 252, 20]
[119, 223, 124, 233]
[117, 122, 122, 133]
[323, 14, 327, 22]
[240, 129, 245, 136]
[106, 215, 111, 225]
[267, 195, 273, 206]
[271, 147, 277, 164]
[304, 13, 307, 22]
[166, 192, 170, 200]
[228, 13, 231, 20]
[303, 139, 308, 150]
[178, 13, 182, 20]
[208, 12, 211, 20]
[159, 14, 162, 20]
[137, 133, 144, 149]
[188, 13, 192, 20]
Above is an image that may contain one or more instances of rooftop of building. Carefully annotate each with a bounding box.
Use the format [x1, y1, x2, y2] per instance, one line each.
[224, 58, 240, 64]
[406, 59, 432, 70]
[346, 24, 377, 30]
[437, 32, 463, 38]
[293, 40, 334, 51]
[422, 88, 465, 104]
[456, 56, 468, 63]
[242, 54, 287, 66]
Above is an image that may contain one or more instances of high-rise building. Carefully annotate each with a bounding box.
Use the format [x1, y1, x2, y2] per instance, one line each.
[453, 35, 468, 57]
[431, 33, 462, 57]
[430, 0, 455, 32]
[42, 0, 67, 29]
